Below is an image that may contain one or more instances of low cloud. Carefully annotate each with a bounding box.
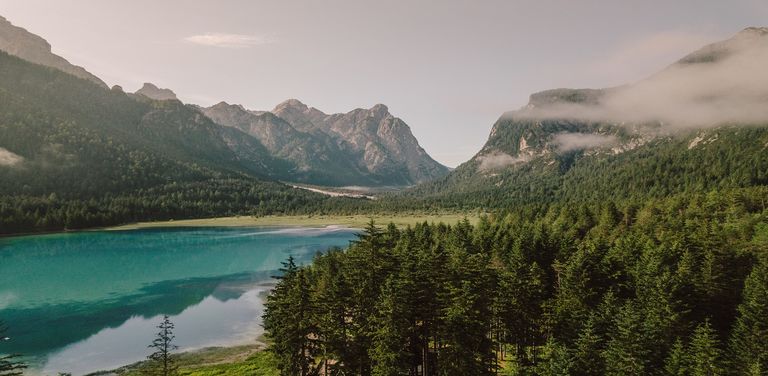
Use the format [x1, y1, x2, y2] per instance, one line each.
[590, 31, 715, 84]
[519, 29, 768, 130]
[477, 151, 529, 171]
[553, 133, 617, 152]
[184, 33, 274, 48]
[0, 147, 23, 166]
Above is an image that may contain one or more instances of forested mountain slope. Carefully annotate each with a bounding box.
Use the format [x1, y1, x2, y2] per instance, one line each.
[403, 27, 768, 209]
[0, 51, 324, 233]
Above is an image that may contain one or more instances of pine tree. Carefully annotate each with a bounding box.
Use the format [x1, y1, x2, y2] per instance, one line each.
[344, 220, 393, 375]
[263, 256, 317, 376]
[371, 274, 418, 376]
[0, 321, 26, 376]
[312, 251, 352, 375]
[145, 315, 178, 376]
[536, 339, 573, 376]
[439, 250, 495, 376]
[664, 338, 689, 376]
[603, 301, 649, 376]
[730, 257, 768, 375]
[572, 317, 605, 376]
[688, 321, 723, 376]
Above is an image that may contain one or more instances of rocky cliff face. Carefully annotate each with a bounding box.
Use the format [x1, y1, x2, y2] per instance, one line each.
[470, 26, 768, 175]
[415, 27, 768, 202]
[204, 99, 449, 186]
[272, 100, 449, 185]
[135, 83, 178, 101]
[0, 15, 107, 88]
[202, 102, 371, 186]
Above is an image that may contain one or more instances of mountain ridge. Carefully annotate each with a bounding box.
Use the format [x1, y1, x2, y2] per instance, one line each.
[204, 99, 449, 186]
[135, 83, 178, 101]
[0, 14, 447, 189]
[404, 27, 768, 207]
[0, 15, 107, 88]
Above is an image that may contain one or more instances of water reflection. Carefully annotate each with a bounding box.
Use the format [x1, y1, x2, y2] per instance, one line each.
[0, 226, 357, 375]
[43, 280, 271, 375]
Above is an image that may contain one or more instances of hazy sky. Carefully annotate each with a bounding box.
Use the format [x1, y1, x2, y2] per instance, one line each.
[0, 0, 766, 166]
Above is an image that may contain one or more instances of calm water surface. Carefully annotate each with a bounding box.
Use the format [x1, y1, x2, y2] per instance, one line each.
[0, 226, 358, 375]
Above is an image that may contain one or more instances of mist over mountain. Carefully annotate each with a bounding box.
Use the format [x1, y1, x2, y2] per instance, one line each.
[479, 26, 768, 169]
[406, 27, 768, 207]
[516, 27, 768, 128]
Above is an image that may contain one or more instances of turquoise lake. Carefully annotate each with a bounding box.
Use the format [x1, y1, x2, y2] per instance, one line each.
[0, 226, 358, 375]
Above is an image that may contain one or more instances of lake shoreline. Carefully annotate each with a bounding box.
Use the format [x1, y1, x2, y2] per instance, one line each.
[0, 213, 478, 239]
[105, 213, 479, 231]
[4, 227, 359, 375]
[85, 343, 269, 376]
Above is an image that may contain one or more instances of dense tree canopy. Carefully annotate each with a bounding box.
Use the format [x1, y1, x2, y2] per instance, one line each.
[264, 187, 768, 375]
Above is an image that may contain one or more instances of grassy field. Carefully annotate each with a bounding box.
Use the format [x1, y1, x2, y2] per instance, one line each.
[107, 213, 481, 231]
[91, 345, 278, 376]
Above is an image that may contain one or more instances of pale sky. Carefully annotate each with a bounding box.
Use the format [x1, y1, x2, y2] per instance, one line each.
[0, 0, 766, 166]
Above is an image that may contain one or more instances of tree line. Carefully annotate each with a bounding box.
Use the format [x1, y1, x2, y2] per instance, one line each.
[264, 187, 768, 375]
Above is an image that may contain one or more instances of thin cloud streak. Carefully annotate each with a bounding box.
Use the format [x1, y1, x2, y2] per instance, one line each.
[184, 33, 274, 48]
[477, 151, 529, 171]
[553, 133, 617, 152]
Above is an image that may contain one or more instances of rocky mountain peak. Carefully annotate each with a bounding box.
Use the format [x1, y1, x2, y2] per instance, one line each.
[135, 83, 178, 101]
[0, 15, 107, 88]
[209, 101, 247, 112]
[274, 98, 309, 112]
[369, 103, 390, 118]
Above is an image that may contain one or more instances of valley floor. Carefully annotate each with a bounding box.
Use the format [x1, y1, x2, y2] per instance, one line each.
[106, 213, 479, 231]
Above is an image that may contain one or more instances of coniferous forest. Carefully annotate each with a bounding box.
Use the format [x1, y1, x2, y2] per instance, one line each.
[1, 7, 768, 376]
[264, 187, 768, 376]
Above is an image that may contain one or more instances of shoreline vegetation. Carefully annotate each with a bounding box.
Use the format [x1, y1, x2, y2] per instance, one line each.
[84, 214, 482, 375]
[105, 213, 480, 232]
[86, 344, 276, 376]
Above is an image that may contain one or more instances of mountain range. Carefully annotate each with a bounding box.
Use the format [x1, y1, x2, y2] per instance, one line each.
[134, 83, 449, 187]
[0, 13, 767, 233]
[203, 99, 448, 186]
[0, 15, 447, 190]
